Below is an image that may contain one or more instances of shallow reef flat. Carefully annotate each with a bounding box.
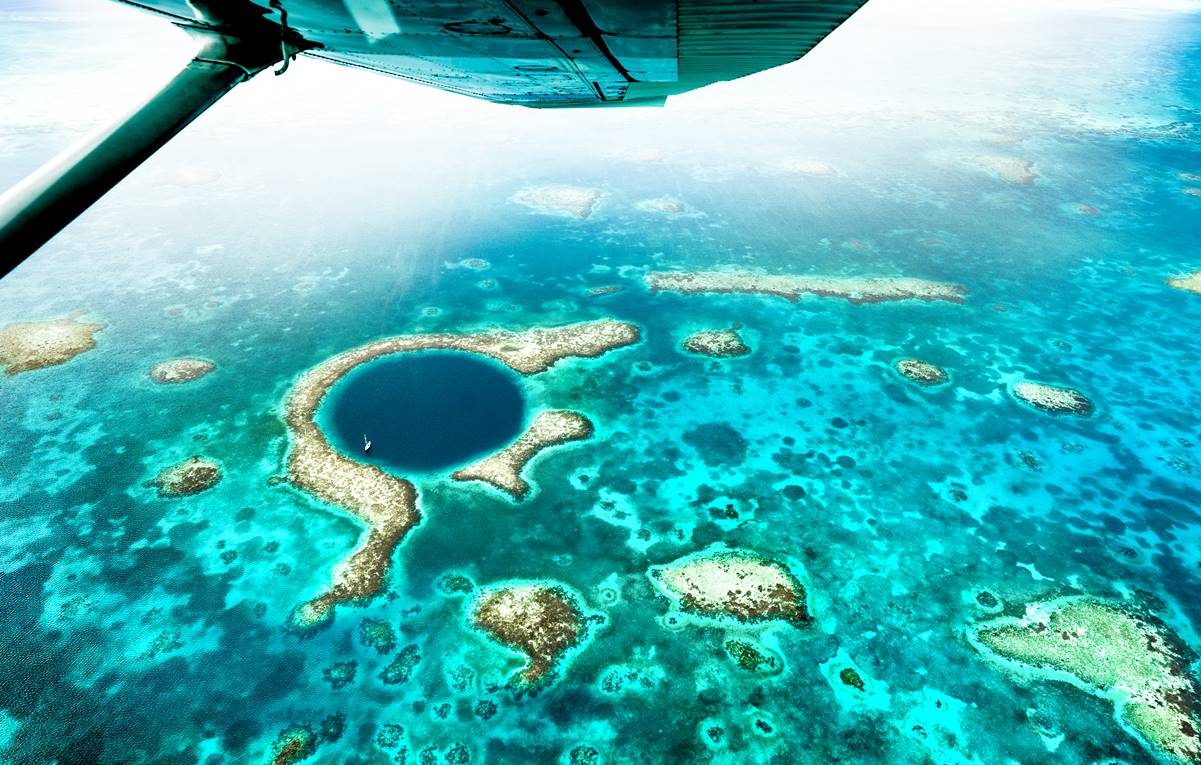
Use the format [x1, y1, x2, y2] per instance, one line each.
[646, 270, 967, 304]
[0, 315, 104, 374]
[469, 582, 591, 686]
[972, 599, 1201, 764]
[1011, 380, 1094, 416]
[650, 547, 810, 626]
[894, 358, 948, 386]
[149, 357, 215, 384]
[635, 196, 688, 215]
[284, 320, 638, 630]
[682, 327, 751, 358]
[967, 155, 1038, 184]
[146, 455, 222, 497]
[511, 184, 603, 219]
[1168, 272, 1201, 295]
[452, 409, 593, 499]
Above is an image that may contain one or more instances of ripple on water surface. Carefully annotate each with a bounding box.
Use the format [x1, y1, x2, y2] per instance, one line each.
[320, 351, 525, 473]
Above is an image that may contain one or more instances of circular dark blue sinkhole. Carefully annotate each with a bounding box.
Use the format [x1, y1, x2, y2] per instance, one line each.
[322, 351, 525, 472]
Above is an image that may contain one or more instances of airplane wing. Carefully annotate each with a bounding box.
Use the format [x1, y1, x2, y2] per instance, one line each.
[0, 0, 868, 272]
[114, 0, 867, 107]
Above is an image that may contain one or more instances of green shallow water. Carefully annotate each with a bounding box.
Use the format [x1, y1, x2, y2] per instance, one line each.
[1, 2, 1200, 764]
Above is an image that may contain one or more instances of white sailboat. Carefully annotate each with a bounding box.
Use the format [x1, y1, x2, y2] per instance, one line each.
[363, 434, 372, 453]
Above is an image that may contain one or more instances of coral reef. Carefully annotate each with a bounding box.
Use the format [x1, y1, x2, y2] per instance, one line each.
[0, 315, 104, 374]
[469, 583, 589, 685]
[283, 320, 638, 629]
[724, 639, 779, 673]
[1012, 381, 1094, 416]
[452, 410, 593, 499]
[267, 725, 317, 765]
[379, 644, 421, 684]
[895, 358, 948, 386]
[974, 599, 1201, 764]
[359, 618, 397, 654]
[149, 357, 215, 384]
[650, 548, 810, 626]
[647, 271, 966, 304]
[511, 185, 603, 218]
[682, 328, 750, 358]
[146, 456, 221, 497]
[321, 661, 357, 689]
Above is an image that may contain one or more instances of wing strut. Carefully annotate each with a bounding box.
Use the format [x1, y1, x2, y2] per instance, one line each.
[0, 12, 300, 279]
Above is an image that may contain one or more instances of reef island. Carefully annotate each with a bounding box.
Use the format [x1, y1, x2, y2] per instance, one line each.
[650, 548, 810, 626]
[1011, 380, 1094, 416]
[973, 598, 1201, 764]
[646, 270, 967, 304]
[0, 315, 104, 374]
[149, 357, 215, 384]
[469, 582, 592, 686]
[682, 327, 751, 358]
[283, 320, 639, 630]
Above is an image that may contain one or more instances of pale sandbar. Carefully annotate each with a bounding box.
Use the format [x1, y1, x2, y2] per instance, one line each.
[647, 271, 967, 305]
[452, 410, 593, 499]
[0, 316, 104, 375]
[1168, 272, 1201, 295]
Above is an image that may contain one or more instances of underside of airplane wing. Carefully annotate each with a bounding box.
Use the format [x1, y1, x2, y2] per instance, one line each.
[115, 0, 867, 107]
[0, 0, 868, 273]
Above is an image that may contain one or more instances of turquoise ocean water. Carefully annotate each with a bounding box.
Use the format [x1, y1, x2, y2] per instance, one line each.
[1, 2, 1200, 763]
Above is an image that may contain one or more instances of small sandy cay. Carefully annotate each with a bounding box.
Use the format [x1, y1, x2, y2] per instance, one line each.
[895, 358, 948, 386]
[650, 548, 810, 626]
[453, 410, 593, 499]
[511, 185, 603, 219]
[1168, 272, 1201, 295]
[470, 583, 589, 685]
[149, 358, 215, 384]
[647, 270, 967, 305]
[973, 599, 1201, 764]
[683, 327, 750, 358]
[1012, 380, 1094, 416]
[284, 320, 638, 630]
[0, 315, 104, 374]
[968, 155, 1038, 185]
[146, 456, 222, 497]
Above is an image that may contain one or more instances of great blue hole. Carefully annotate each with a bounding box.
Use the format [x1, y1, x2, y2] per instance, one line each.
[320, 351, 525, 473]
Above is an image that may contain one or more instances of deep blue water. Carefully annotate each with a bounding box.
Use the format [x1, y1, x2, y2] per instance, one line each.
[322, 352, 525, 472]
